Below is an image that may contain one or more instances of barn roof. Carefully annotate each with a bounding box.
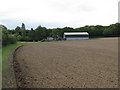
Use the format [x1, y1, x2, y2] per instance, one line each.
[64, 32, 89, 35]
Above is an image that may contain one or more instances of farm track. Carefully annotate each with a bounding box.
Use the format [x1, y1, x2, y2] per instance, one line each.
[13, 39, 118, 88]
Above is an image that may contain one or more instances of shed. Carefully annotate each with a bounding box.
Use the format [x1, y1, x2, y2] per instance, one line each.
[63, 32, 89, 40]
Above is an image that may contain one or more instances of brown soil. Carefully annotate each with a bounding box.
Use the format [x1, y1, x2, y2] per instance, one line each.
[14, 39, 118, 88]
[97, 37, 118, 40]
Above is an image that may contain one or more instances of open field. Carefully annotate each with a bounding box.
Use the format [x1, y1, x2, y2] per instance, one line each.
[14, 38, 118, 88]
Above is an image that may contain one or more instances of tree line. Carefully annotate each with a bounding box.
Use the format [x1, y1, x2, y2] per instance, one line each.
[1, 23, 120, 46]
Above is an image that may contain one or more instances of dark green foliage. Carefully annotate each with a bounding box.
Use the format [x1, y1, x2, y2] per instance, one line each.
[2, 23, 120, 44]
[75, 25, 104, 37]
[50, 27, 74, 40]
[8, 35, 17, 44]
[21, 23, 27, 41]
[15, 26, 21, 35]
[2, 29, 16, 46]
[15, 35, 22, 41]
[103, 23, 120, 37]
[35, 26, 47, 41]
[28, 28, 35, 41]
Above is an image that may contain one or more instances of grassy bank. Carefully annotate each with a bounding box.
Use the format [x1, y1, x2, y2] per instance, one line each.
[18, 41, 39, 44]
[2, 43, 20, 88]
[2, 42, 38, 88]
[2, 43, 19, 72]
[2, 41, 38, 69]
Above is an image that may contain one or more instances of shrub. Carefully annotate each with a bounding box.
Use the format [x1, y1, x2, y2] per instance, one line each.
[8, 35, 17, 44]
[16, 35, 22, 41]
[2, 30, 17, 46]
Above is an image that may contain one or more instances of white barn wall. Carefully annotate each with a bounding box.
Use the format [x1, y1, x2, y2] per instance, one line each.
[64, 32, 89, 40]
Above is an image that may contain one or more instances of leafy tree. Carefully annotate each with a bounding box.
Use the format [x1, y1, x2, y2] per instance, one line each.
[16, 35, 22, 41]
[28, 28, 35, 41]
[51, 29, 58, 40]
[21, 23, 27, 41]
[110, 24, 119, 35]
[103, 28, 113, 36]
[103, 23, 120, 37]
[35, 25, 47, 41]
[15, 26, 21, 35]
[21, 23, 26, 35]
[2, 28, 16, 46]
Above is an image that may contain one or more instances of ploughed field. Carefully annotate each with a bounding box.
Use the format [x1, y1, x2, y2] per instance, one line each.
[14, 38, 118, 88]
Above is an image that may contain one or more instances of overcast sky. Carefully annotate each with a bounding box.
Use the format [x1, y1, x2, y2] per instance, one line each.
[0, 0, 119, 29]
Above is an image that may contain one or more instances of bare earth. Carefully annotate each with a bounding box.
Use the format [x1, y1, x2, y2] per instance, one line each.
[14, 38, 118, 88]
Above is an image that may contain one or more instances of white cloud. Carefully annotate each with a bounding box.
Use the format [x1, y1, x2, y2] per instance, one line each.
[0, 0, 119, 29]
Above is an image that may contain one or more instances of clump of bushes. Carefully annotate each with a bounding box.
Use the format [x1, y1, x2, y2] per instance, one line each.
[2, 29, 17, 46]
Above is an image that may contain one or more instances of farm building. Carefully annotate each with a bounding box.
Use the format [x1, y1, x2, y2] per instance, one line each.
[63, 32, 89, 40]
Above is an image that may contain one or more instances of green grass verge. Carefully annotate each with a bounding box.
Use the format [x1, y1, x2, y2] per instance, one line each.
[2, 43, 20, 72]
[2, 41, 37, 71]
[17, 41, 38, 43]
[2, 42, 37, 88]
